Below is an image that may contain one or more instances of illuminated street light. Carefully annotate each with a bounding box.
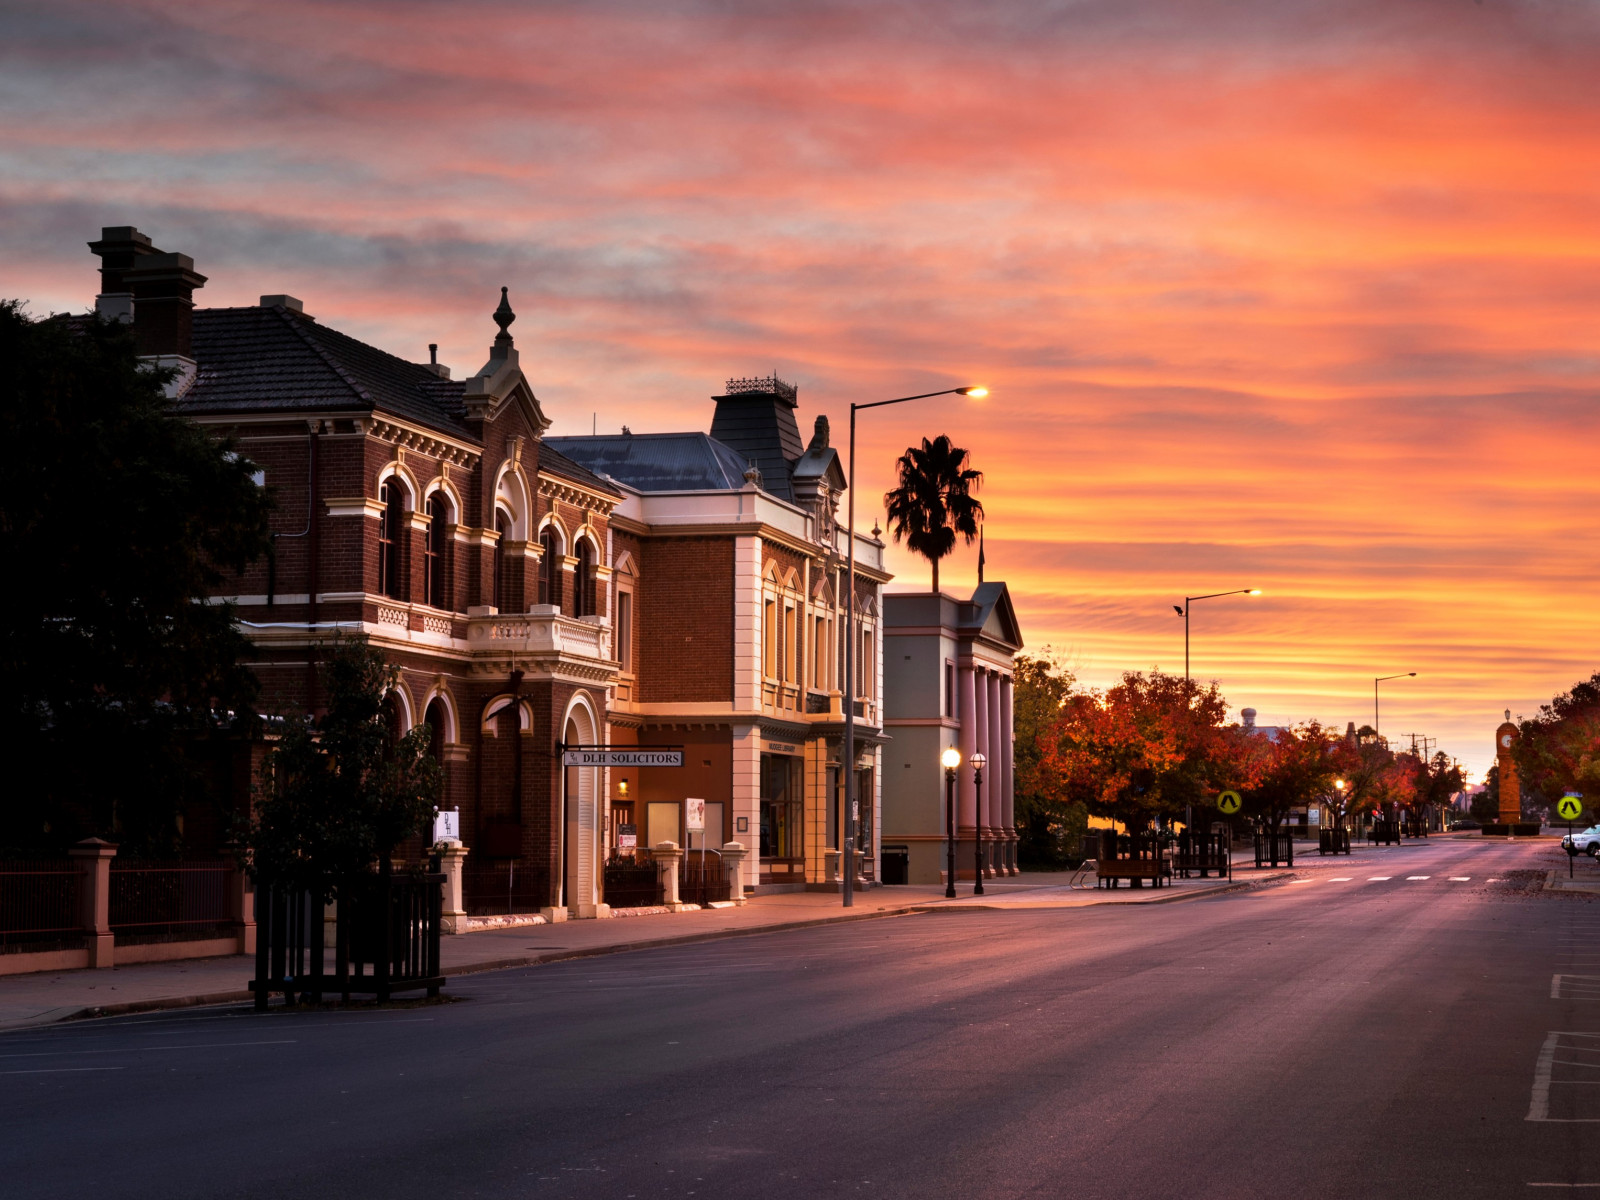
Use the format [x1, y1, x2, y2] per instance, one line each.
[843, 385, 988, 908]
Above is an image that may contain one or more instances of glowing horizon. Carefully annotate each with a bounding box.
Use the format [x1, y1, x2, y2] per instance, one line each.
[7, 0, 1600, 778]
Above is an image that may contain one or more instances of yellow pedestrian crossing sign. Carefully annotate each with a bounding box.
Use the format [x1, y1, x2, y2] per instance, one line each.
[1559, 794, 1584, 821]
[1217, 791, 1242, 814]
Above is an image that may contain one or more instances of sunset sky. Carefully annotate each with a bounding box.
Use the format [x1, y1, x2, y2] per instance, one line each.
[7, 0, 1600, 777]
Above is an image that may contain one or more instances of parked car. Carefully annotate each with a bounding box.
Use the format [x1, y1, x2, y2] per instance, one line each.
[1562, 825, 1600, 855]
[1450, 818, 1482, 830]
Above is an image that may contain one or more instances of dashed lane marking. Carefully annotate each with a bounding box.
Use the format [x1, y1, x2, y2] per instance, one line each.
[1330, 877, 1353, 882]
[1407, 876, 1431, 880]
[1450, 877, 1471, 881]
[1369, 876, 1392, 881]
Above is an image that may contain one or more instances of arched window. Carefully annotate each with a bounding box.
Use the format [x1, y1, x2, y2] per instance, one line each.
[424, 696, 449, 761]
[493, 511, 509, 611]
[378, 478, 409, 600]
[539, 525, 561, 609]
[574, 539, 595, 617]
[425, 493, 450, 610]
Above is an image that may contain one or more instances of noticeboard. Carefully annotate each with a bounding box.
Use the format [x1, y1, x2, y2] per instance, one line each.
[686, 798, 706, 833]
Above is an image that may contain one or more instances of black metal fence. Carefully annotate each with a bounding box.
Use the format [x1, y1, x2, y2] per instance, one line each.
[680, 851, 730, 906]
[1369, 819, 1401, 845]
[1173, 831, 1231, 879]
[603, 854, 662, 908]
[0, 859, 81, 953]
[1254, 829, 1295, 867]
[462, 860, 549, 916]
[1318, 827, 1352, 855]
[109, 860, 231, 944]
[251, 871, 444, 1008]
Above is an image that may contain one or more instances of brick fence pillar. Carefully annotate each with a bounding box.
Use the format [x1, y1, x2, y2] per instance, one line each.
[68, 838, 117, 969]
[721, 841, 749, 905]
[653, 842, 684, 908]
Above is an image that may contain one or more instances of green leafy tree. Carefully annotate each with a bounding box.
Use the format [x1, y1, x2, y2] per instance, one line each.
[1470, 768, 1501, 823]
[1009, 651, 1086, 864]
[883, 434, 983, 594]
[0, 303, 271, 852]
[246, 638, 441, 900]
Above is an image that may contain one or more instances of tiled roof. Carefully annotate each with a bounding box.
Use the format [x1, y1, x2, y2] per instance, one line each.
[535, 441, 624, 497]
[179, 305, 470, 439]
[546, 432, 755, 493]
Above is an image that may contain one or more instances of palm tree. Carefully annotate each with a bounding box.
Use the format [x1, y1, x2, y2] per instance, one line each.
[883, 434, 984, 593]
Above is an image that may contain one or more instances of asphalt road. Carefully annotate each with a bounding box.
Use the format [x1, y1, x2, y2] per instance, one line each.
[2, 837, 1595, 1199]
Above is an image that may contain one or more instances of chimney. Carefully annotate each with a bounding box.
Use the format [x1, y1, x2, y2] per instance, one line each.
[422, 341, 451, 379]
[87, 226, 158, 323]
[123, 251, 206, 359]
[259, 294, 304, 314]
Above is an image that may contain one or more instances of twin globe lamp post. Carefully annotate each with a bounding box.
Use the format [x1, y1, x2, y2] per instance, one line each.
[842, 385, 987, 909]
[941, 745, 987, 898]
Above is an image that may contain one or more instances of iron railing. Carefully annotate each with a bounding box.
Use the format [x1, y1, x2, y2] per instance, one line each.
[0, 859, 82, 952]
[1173, 831, 1231, 879]
[462, 860, 549, 915]
[109, 860, 231, 944]
[603, 854, 662, 908]
[680, 852, 730, 906]
[251, 872, 444, 1008]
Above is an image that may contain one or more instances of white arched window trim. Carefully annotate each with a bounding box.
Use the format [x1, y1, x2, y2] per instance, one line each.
[377, 461, 420, 509]
[421, 685, 459, 744]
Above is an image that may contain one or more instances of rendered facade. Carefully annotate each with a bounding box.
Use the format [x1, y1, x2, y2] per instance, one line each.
[881, 584, 1023, 885]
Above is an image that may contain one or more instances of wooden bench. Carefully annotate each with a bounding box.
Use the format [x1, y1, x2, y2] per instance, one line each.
[1096, 858, 1170, 889]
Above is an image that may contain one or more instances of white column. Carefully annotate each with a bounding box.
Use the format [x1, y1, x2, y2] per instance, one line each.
[1001, 674, 1016, 873]
[733, 536, 763, 712]
[731, 724, 761, 875]
[958, 666, 977, 832]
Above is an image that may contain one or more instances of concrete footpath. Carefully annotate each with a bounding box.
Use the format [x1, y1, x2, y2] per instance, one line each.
[0, 862, 1286, 1033]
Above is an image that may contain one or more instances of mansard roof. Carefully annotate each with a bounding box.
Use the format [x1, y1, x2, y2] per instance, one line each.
[546, 431, 754, 493]
[180, 304, 472, 439]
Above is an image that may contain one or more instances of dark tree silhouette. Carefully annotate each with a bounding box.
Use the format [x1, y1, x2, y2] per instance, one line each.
[883, 434, 984, 593]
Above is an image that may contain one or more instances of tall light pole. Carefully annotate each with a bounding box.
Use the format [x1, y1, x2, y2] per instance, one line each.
[942, 746, 961, 898]
[843, 385, 987, 908]
[1374, 672, 1416, 740]
[1173, 589, 1261, 683]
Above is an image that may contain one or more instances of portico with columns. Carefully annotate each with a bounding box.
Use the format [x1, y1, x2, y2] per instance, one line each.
[880, 582, 1024, 885]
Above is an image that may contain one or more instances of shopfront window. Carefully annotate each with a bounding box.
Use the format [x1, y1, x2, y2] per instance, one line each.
[759, 753, 803, 861]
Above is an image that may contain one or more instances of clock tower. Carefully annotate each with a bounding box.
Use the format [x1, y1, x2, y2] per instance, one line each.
[1495, 710, 1521, 826]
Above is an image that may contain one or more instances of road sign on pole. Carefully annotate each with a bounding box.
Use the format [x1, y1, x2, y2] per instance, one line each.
[1559, 794, 1584, 821]
[1217, 791, 1242, 815]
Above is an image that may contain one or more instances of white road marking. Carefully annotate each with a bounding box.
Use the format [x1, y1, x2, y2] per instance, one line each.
[1407, 876, 1431, 880]
[1450, 876, 1471, 881]
[1330, 877, 1352, 882]
[1528, 1033, 1600, 1122]
[0, 1040, 296, 1061]
[1369, 876, 1392, 881]
[0, 1067, 126, 1075]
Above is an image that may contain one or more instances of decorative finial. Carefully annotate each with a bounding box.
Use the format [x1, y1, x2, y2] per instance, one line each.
[493, 286, 516, 343]
[744, 461, 762, 486]
[809, 414, 830, 451]
[1505, 708, 1511, 722]
[871, 518, 882, 538]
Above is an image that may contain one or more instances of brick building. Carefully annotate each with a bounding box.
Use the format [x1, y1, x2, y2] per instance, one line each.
[79, 225, 888, 912]
[549, 379, 890, 890]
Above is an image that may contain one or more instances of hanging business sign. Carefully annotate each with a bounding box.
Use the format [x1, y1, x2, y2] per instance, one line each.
[432, 808, 460, 842]
[560, 747, 683, 768]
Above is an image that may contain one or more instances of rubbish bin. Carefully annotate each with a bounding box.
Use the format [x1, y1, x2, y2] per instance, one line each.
[881, 846, 909, 885]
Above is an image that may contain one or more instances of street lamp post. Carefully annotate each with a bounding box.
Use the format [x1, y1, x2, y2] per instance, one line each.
[1374, 672, 1416, 740]
[1173, 589, 1262, 683]
[942, 746, 961, 898]
[971, 751, 988, 895]
[842, 385, 987, 909]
